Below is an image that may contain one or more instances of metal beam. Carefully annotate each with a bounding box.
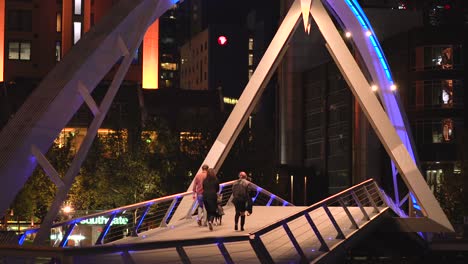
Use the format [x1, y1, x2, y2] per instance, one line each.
[171, 0, 301, 225]
[311, 0, 452, 232]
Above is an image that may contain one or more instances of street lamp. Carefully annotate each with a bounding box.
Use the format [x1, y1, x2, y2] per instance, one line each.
[62, 204, 74, 220]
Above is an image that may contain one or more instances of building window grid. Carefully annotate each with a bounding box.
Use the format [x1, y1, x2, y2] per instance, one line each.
[413, 118, 457, 144]
[413, 45, 463, 71]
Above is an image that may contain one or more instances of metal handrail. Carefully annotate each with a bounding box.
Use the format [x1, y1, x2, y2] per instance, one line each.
[3, 179, 390, 264]
[251, 178, 378, 236]
[20, 180, 291, 247]
[247, 179, 389, 263]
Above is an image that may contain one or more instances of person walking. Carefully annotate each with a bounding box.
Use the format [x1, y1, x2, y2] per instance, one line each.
[232, 171, 252, 231]
[193, 164, 209, 226]
[203, 168, 220, 231]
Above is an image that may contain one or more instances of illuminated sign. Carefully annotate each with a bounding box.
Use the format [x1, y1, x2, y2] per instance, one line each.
[80, 216, 129, 225]
[223, 97, 238, 105]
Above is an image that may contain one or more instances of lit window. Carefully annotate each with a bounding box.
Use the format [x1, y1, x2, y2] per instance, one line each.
[74, 0, 82, 15]
[248, 54, 253, 66]
[56, 12, 62, 32]
[180, 132, 203, 154]
[441, 80, 453, 105]
[73, 22, 82, 44]
[248, 69, 253, 79]
[248, 37, 254, 50]
[55, 41, 61, 62]
[419, 45, 461, 71]
[8, 41, 31, 60]
[442, 119, 454, 142]
[440, 47, 453, 69]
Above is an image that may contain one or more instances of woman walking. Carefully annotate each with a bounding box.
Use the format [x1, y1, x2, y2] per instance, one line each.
[203, 168, 220, 231]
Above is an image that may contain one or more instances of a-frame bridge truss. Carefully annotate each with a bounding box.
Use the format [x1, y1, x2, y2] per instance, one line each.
[0, 0, 453, 244]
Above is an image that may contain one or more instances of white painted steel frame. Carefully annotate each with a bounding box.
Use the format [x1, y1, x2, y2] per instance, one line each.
[33, 0, 179, 245]
[174, 0, 453, 232]
[0, 0, 452, 245]
[0, 0, 180, 244]
[311, 0, 451, 232]
[169, 0, 304, 224]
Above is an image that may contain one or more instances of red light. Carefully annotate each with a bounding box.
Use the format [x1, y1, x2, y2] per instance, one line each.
[444, 4, 451, 10]
[217, 36, 228, 46]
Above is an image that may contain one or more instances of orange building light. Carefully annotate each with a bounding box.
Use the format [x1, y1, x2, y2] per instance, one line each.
[0, 0, 5, 82]
[142, 19, 159, 89]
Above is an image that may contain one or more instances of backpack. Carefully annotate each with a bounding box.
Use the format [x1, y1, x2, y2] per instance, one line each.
[232, 180, 248, 201]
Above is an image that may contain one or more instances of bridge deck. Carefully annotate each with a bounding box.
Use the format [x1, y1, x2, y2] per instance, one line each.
[74, 205, 385, 263]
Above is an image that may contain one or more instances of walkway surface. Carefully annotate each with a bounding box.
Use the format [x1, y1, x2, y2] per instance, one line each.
[73, 204, 386, 263]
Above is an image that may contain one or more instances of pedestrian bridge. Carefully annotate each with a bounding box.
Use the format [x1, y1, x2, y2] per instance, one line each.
[0, 179, 393, 263]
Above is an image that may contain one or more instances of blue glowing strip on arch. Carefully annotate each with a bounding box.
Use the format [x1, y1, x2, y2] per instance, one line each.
[344, 0, 394, 83]
[343, 0, 421, 211]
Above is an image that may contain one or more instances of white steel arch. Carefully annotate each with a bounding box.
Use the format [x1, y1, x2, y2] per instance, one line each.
[0, 0, 181, 244]
[175, 0, 453, 233]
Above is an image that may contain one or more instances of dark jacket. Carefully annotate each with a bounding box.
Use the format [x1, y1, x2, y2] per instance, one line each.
[203, 177, 220, 200]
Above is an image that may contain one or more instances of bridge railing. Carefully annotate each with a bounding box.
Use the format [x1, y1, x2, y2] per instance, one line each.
[2, 179, 388, 263]
[247, 178, 388, 263]
[18, 180, 290, 247]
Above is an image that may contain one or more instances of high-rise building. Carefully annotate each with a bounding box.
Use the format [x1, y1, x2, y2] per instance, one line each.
[179, 25, 248, 98]
[277, 0, 467, 218]
[0, 0, 186, 126]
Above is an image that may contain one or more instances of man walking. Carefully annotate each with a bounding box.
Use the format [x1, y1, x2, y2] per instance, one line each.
[193, 164, 209, 226]
[232, 171, 252, 231]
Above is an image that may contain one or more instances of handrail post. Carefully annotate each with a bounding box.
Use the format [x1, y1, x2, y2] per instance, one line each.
[121, 250, 136, 264]
[176, 245, 191, 264]
[363, 185, 380, 213]
[373, 181, 388, 207]
[266, 195, 275, 206]
[161, 198, 179, 227]
[253, 189, 261, 203]
[338, 198, 358, 229]
[282, 222, 307, 263]
[249, 234, 274, 264]
[95, 213, 117, 245]
[185, 193, 198, 220]
[59, 222, 77, 247]
[322, 204, 345, 239]
[217, 242, 234, 264]
[304, 213, 329, 252]
[132, 204, 151, 237]
[351, 191, 370, 221]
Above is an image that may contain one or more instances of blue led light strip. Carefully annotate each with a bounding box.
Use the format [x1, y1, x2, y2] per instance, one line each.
[344, 0, 421, 211]
[345, 0, 394, 83]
